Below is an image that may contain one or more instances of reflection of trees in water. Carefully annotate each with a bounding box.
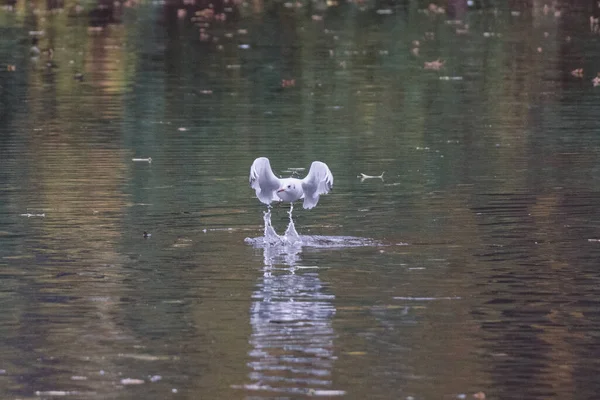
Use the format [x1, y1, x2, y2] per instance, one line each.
[469, 191, 600, 399]
[0, 8, 140, 397]
[241, 243, 341, 396]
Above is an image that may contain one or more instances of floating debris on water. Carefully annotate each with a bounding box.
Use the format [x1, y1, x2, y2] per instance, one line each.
[310, 389, 346, 396]
[232, 384, 345, 396]
[117, 353, 176, 361]
[149, 375, 162, 382]
[427, 3, 445, 13]
[132, 157, 152, 163]
[571, 68, 584, 78]
[424, 59, 444, 70]
[358, 172, 384, 182]
[20, 213, 45, 218]
[439, 76, 463, 81]
[120, 378, 145, 385]
[35, 391, 77, 396]
[281, 78, 295, 88]
[393, 296, 461, 301]
[172, 238, 193, 248]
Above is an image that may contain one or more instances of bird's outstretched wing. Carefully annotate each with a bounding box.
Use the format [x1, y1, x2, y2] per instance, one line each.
[301, 161, 333, 209]
[249, 157, 281, 205]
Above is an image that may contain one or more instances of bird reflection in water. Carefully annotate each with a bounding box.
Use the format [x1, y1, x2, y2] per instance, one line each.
[235, 229, 345, 397]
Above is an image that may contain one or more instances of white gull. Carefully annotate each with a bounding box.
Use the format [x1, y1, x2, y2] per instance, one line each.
[249, 157, 333, 209]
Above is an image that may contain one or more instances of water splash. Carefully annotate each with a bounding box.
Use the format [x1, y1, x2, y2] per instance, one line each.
[283, 203, 300, 244]
[261, 204, 301, 245]
[246, 205, 382, 261]
[262, 207, 281, 244]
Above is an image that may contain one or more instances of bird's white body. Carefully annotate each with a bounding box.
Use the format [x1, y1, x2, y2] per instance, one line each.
[249, 157, 334, 209]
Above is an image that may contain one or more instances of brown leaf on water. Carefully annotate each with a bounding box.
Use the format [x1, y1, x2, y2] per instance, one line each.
[571, 68, 584, 78]
[570, 311, 585, 318]
[195, 8, 214, 19]
[427, 3, 445, 14]
[424, 59, 444, 70]
[281, 79, 296, 88]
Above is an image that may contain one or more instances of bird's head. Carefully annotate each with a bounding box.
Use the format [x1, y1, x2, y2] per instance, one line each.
[276, 181, 302, 202]
[277, 183, 295, 193]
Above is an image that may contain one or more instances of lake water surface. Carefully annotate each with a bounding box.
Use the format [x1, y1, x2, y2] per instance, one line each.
[1, 1, 600, 399]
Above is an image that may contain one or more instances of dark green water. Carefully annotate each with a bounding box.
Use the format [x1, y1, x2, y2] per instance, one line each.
[1, 1, 600, 399]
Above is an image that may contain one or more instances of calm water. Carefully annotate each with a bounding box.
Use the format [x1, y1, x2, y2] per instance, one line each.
[2, 1, 600, 399]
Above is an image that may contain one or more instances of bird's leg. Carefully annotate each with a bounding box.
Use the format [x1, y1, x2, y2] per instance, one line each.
[264, 205, 272, 221]
[263, 205, 271, 229]
[284, 202, 300, 242]
[263, 205, 280, 242]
